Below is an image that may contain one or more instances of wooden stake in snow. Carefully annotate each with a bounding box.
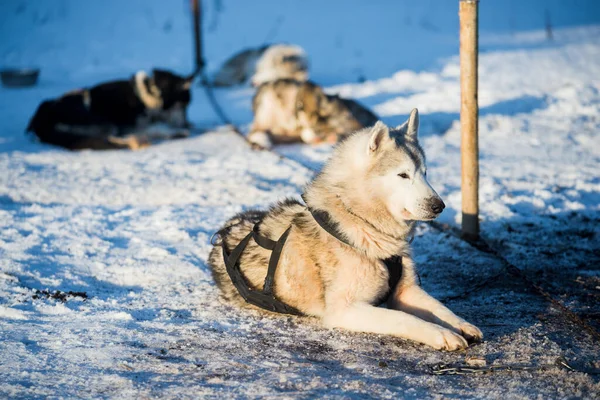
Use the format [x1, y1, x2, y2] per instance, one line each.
[459, 0, 479, 239]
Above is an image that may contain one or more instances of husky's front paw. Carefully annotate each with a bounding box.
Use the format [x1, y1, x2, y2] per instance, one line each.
[248, 131, 272, 149]
[428, 327, 469, 351]
[300, 128, 317, 144]
[457, 321, 483, 343]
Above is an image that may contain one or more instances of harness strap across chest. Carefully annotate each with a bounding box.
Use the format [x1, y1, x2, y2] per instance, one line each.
[221, 207, 404, 316]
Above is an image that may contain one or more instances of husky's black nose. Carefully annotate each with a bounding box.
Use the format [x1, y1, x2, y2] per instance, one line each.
[429, 198, 446, 214]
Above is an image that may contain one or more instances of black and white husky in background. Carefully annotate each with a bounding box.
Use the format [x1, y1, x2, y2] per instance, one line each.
[27, 69, 194, 150]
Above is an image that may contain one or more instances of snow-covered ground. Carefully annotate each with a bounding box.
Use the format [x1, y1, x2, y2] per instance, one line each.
[1, 1, 599, 398]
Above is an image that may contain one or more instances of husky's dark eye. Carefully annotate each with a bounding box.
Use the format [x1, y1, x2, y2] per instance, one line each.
[424, 171, 427, 177]
[398, 173, 409, 179]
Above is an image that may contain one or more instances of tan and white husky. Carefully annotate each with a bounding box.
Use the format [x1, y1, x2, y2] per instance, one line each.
[209, 109, 482, 350]
[248, 79, 378, 149]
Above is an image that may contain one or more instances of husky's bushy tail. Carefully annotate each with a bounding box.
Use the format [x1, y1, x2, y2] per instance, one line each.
[251, 44, 309, 86]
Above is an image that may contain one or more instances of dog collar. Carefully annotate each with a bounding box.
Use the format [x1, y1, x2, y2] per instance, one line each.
[307, 207, 355, 248]
[301, 194, 414, 249]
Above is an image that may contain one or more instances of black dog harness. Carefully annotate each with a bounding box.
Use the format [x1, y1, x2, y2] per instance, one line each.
[222, 224, 303, 315]
[221, 207, 405, 316]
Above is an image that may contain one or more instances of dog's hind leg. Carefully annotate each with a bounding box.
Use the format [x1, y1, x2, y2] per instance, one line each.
[146, 123, 189, 140]
[126, 123, 189, 141]
[323, 302, 468, 350]
[44, 124, 131, 150]
[107, 135, 150, 150]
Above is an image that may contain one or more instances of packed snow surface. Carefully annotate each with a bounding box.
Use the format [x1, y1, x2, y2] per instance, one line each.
[1, 1, 599, 398]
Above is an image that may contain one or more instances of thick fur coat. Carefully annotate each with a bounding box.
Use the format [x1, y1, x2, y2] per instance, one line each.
[209, 110, 483, 350]
[248, 79, 378, 149]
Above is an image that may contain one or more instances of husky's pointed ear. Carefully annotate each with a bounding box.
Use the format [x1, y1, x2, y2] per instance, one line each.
[405, 108, 419, 140]
[368, 121, 389, 154]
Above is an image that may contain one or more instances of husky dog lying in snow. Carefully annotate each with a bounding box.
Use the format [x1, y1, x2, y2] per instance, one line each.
[212, 44, 309, 87]
[209, 110, 483, 350]
[247, 79, 378, 149]
[27, 69, 193, 150]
